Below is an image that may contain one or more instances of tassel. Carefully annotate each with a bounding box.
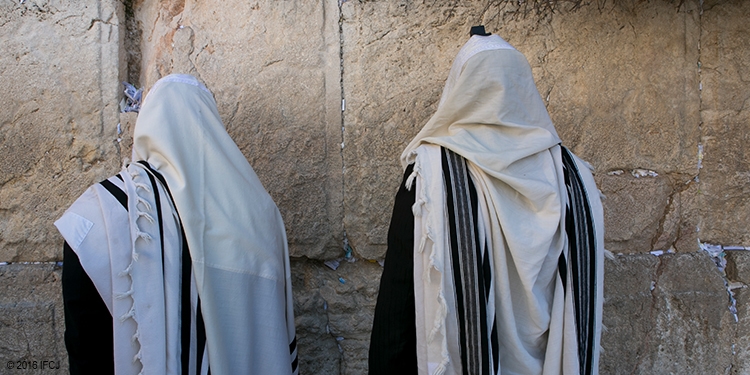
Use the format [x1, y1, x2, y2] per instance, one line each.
[426, 227, 435, 242]
[134, 182, 151, 193]
[136, 231, 152, 242]
[418, 234, 428, 254]
[405, 170, 418, 191]
[427, 294, 448, 341]
[412, 199, 424, 217]
[433, 362, 448, 375]
[433, 344, 451, 375]
[137, 210, 155, 223]
[604, 249, 615, 260]
[423, 265, 431, 283]
[119, 305, 136, 322]
[118, 263, 133, 277]
[136, 196, 152, 211]
[115, 287, 134, 299]
[433, 293, 452, 375]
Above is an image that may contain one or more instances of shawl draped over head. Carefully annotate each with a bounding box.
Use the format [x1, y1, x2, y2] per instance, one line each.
[132, 74, 297, 375]
[401, 35, 604, 375]
[57, 74, 298, 375]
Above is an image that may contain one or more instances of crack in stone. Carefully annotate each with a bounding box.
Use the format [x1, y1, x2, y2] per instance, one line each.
[337, 1, 351, 264]
[650, 174, 697, 252]
[318, 293, 344, 375]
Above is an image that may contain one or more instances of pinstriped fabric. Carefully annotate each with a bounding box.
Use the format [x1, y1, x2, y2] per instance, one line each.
[442, 148, 498, 375]
[560, 147, 597, 375]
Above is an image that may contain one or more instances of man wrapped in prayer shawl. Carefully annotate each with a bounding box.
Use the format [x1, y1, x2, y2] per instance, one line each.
[56, 74, 299, 375]
[369, 33, 604, 375]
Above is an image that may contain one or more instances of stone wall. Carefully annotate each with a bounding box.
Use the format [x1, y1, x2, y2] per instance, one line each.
[1, 0, 748, 374]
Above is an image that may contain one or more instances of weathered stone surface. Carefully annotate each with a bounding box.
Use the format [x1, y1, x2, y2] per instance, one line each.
[599, 173, 673, 253]
[341, 0, 702, 259]
[598, 172, 700, 254]
[132, 0, 344, 259]
[726, 251, 750, 373]
[601, 252, 736, 374]
[292, 259, 342, 375]
[697, 0, 750, 247]
[291, 258, 382, 375]
[0, 0, 124, 261]
[0, 264, 67, 374]
[536, 1, 701, 175]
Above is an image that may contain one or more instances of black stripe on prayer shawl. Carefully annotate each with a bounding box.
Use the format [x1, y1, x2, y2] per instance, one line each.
[442, 148, 495, 375]
[148, 166, 206, 375]
[484, 241, 499, 373]
[561, 147, 597, 375]
[196, 298, 207, 374]
[180, 223, 193, 374]
[290, 336, 299, 374]
[142, 171, 167, 277]
[137, 161, 209, 375]
[99, 178, 127, 209]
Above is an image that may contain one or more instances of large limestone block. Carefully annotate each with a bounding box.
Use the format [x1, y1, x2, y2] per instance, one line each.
[536, 1, 701, 175]
[599, 171, 700, 254]
[0, 264, 67, 374]
[291, 259, 382, 375]
[292, 259, 342, 375]
[601, 253, 735, 374]
[0, 0, 123, 261]
[726, 251, 750, 372]
[341, 1, 701, 259]
[697, 0, 750, 246]
[132, 0, 343, 259]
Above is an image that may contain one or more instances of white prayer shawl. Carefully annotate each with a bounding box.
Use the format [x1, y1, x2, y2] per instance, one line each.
[56, 163, 194, 375]
[57, 74, 298, 375]
[402, 35, 604, 375]
[132, 74, 298, 375]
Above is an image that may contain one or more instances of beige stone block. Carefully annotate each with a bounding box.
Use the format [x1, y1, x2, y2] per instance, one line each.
[292, 259, 342, 375]
[291, 258, 382, 374]
[599, 173, 673, 253]
[0, 264, 67, 374]
[726, 251, 750, 372]
[600, 254, 658, 374]
[341, 1, 701, 259]
[599, 171, 700, 254]
[132, 0, 343, 259]
[0, 1, 124, 261]
[601, 253, 735, 374]
[697, 0, 750, 247]
[534, 2, 701, 175]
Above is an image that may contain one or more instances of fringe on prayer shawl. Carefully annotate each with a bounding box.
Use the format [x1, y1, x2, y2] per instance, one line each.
[409, 147, 451, 375]
[119, 164, 159, 370]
